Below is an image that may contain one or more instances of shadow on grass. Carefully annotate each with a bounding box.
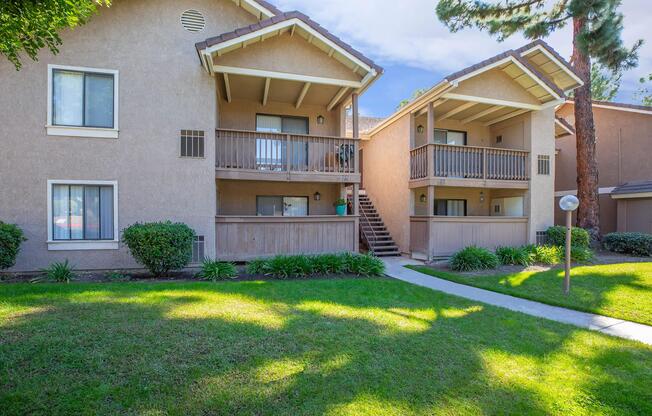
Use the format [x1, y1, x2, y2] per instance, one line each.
[408, 263, 652, 326]
[1, 279, 651, 415]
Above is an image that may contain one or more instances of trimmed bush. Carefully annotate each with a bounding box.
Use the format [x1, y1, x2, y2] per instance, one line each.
[246, 253, 385, 279]
[496, 246, 532, 266]
[546, 226, 590, 248]
[570, 246, 594, 263]
[122, 221, 195, 276]
[36, 260, 76, 283]
[603, 232, 652, 256]
[197, 260, 238, 281]
[450, 246, 499, 272]
[0, 221, 26, 270]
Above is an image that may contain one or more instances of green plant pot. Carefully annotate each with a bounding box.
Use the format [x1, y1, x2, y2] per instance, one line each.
[336, 204, 346, 216]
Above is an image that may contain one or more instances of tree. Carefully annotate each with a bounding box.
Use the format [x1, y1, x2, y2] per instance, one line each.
[436, 0, 642, 242]
[635, 73, 652, 106]
[588, 63, 621, 101]
[397, 88, 428, 110]
[0, 0, 110, 70]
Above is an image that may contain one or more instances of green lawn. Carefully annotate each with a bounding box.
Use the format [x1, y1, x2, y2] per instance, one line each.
[1, 279, 651, 415]
[407, 262, 652, 326]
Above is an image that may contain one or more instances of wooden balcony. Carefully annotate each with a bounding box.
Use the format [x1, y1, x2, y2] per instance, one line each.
[215, 215, 357, 261]
[410, 143, 529, 189]
[216, 128, 360, 183]
[410, 216, 528, 259]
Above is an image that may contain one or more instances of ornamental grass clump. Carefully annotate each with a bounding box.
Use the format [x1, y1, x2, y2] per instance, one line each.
[450, 246, 499, 272]
[246, 253, 385, 279]
[495, 246, 532, 266]
[197, 259, 238, 281]
[34, 259, 76, 283]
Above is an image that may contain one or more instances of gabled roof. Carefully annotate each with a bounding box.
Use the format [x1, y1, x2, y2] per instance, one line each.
[231, 0, 282, 20]
[196, 11, 383, 74]
[563, 100, 652, 116]
[555, 116, 575, 138]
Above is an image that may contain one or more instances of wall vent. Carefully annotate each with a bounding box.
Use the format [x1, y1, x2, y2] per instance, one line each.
[537, 154, 550, 175]
[180, 130, 205, 158]
[181, 10, 205, 33]
[192, 236, 205, 263]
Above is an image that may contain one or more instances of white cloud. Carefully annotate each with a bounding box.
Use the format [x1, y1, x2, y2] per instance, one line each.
[276, 0, 651, 102]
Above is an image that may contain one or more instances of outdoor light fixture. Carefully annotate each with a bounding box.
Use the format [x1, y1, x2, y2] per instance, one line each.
[479, 191, 485, 203]
[313, 191, 321, 201]
[316, 115, 325, 125]
[417, 125, 424, 134]
[420, 193, 426, 203]
[559, 195, 580, 295]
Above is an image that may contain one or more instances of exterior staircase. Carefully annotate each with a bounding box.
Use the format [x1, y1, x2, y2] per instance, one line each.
[358, 192, 400, 257]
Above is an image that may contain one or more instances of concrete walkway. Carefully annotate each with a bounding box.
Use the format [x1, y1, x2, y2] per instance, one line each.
[383, 257, 652, 345]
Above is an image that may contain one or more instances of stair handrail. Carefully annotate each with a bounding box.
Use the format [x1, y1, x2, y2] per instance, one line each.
[358, 197, 380, 254]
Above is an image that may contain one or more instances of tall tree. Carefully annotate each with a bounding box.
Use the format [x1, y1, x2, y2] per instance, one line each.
[436, 0, 642, 241]
[588, 63, 621, 101]
[397, 88, 428, 110]
[0, 0, 110, 70]
[635, 73, 652, 106]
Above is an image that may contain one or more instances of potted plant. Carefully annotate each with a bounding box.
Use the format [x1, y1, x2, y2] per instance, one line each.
[334, 198, 347, 216]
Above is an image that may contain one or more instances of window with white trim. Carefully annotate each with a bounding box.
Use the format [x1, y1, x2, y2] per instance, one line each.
[47, 65, 119, 138]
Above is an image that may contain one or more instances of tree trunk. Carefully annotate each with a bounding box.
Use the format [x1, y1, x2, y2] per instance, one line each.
[572, 17, 601, 242]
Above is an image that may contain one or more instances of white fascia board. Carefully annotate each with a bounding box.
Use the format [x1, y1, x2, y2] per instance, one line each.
[442, 93, 542, 111]
[555, 118, 574, 135]
[204, 18, 372, 74]
[240, 0, 276, 19]
[212, 65, 363, 88]
[520, 44, 584, 87]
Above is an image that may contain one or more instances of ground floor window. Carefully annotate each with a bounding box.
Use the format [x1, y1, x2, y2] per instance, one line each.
[49, 181, 117, 241]
[434, 199, 467, 216]
[256, 196, 308, 216]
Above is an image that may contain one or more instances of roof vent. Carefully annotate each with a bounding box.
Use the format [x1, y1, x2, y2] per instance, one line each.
[180, 9, 205, 33]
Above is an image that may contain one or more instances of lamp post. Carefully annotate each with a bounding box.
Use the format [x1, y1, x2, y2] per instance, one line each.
[559, 195, 579, 295]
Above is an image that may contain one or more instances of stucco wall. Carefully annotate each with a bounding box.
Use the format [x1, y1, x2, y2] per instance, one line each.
[413, 117, 491, 148]
[217, 180, 340, 216]
[412, 186, 525, 216]
[361, 114, 412, 253]
[0, 0, 257, 271]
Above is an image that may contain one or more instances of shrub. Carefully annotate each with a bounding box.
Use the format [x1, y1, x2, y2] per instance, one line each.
[246, 259, 267, 275]
[122, 221, 195, 276]
[346, 253, 385, 276]
[310, 253, 345, 275]
[106, 272, 130, 281]
[495, 246, 532, 266]
[450, 246, 499, 272]
[36, 260, 76, 283]
[603, 232, 652, 256]
[570, 246, 594, 263]
[197, 259, 238, 281]
[0, 221, 26, 270]
[264, 255, 298, 279]
[546, 226, 590, 248]
[526, 245, 562, 265]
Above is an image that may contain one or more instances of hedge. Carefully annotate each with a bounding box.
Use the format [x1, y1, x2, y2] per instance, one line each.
[603, 232, 652, 256]
[0, 221, 26, 270]
[546, 226, 590, 248]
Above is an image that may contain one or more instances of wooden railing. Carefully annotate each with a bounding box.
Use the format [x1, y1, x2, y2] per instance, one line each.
[216, 128, 358, 174]
[410, 143, 529, 181]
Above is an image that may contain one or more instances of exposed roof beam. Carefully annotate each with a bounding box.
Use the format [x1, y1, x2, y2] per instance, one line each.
[213, 65, 363, 89]
[443, 92, 542, 111]
[438, 102, 478, 121]
[295, 82, 311, 109]
[328, 48, 335, 57]
[416, 99, 448, 116]
[327, 87, 349, 111]
[290, 24, 296, 37]
[484, 108, 529, 126]
[461, 105, 505, 124]
[223, 73, 232, 103]
[262, 77, 270, 106]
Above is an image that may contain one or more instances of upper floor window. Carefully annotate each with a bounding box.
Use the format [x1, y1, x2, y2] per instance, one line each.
[256, 114, 309, 134]
[47, 65, 119, 138]
[434, 129, 466, 146]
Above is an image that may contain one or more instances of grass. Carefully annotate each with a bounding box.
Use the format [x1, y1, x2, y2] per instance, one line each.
[0, 279, 651, 415]
[407, 262, 652, 326]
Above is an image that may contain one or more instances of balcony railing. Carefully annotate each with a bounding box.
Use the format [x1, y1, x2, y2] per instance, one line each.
[216, 128, 358, 174]
[410, 143, 529, 181]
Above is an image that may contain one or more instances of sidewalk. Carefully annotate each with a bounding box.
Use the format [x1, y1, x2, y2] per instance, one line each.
[383, 257, 652, 345]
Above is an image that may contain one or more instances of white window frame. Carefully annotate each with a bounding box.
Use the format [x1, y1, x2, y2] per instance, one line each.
[46, 64, 120, 139]
[46, 179, 119, 250]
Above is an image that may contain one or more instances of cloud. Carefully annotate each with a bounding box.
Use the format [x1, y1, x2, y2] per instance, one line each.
[276, 0, 651, 103]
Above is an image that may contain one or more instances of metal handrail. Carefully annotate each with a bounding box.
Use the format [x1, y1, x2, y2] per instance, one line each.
[357, 197, 380, 254]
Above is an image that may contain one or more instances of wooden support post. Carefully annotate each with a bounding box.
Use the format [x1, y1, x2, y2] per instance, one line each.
[426, 101, 435, 144]
[427, 185, 435, 261]
[353, 182, 360, 253]
[352, 93, 360, 174]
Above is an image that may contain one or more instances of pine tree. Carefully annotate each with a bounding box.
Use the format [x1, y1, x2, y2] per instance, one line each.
[436, 0, 642, 241]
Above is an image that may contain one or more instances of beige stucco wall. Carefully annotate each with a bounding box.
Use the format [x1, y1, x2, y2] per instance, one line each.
[412, 186, 525, 216]
[454, 69, 542, 106]
[217, 180, 340, 216]
[0, 0, 259, 271]
[361, 114, 412, 253]
[413, 117, 491, 148]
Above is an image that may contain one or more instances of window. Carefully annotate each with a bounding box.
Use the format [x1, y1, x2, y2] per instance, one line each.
[47, 180, 118, 250]
[255, 114, 309, 170]
[496, 135, 503, 144]
[47, 65, 119, 138]
[434, 129, 466, 146]
[180, 130, 205, 158]
[537, 154, 551, 175]
[256, 196, 309, 216]
[434, 199, 467, 216]
[192, 236, 205, 263]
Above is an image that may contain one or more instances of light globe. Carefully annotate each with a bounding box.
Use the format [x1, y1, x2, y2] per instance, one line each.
[559, 195, 579, 212]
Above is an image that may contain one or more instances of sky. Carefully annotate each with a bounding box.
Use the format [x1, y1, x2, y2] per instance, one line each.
[276, 0, 652, 117]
